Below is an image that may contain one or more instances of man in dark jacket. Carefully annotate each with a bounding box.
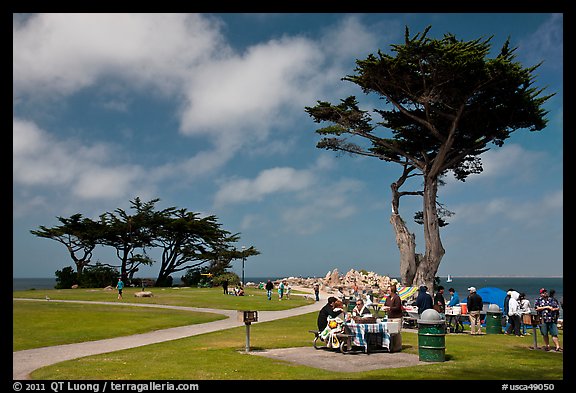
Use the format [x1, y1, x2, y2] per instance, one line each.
[503, 288, 514, 331]
[415, 286, 433, 317]
[467, 286, 484, 335]
[265, 280, 274, 300]
[434, 286, 446, 319]
[317, 296, 340, 331]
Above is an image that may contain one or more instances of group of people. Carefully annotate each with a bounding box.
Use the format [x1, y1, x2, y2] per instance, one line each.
[221, 280, 244, 296]
[510, 287, 562, 352]
[316, 284, 404, 331]
[415, 285, 484, 334]
[413, 283, 562, 350]
[262, 279, 292, 300]
[503, 289, 531, 337]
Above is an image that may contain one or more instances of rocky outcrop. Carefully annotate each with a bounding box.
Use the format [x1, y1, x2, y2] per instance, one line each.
[250, 269, 399, 298]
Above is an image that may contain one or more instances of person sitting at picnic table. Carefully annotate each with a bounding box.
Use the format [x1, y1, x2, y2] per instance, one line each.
[317, 296, 341, 331]
[319, 299, 346, 348]
[350, 298, 372, 319]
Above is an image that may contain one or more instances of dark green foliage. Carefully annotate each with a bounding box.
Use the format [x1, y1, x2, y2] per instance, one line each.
[180, 267, 210, 287]
[306, 26, 553, 181]
[155, 275, 173, 288]
[55, 266, 78, 289]
[78, 263, 120, 288]
[32, 197, 260, 287]
[212, 271, 241, 287]
[305, 26, 554, 287]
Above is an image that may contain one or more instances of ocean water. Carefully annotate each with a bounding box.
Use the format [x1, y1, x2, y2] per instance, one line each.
[13, 277, 58, 291]
[436, 276, 563, 308]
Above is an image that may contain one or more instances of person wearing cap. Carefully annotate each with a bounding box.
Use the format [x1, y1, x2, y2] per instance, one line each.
[534, 288, 562, 352]
[466, 286, 483, 335]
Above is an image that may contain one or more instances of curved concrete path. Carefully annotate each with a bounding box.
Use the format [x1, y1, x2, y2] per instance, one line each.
[13, 292, 326, 380]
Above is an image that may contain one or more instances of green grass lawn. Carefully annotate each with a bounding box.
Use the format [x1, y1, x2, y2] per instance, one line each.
[13, 301, 226, 351]
[13, 287, 564, 381]
[13, 286, 313, 310]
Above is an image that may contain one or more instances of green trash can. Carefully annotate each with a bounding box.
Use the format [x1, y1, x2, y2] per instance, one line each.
[485, 304, 503, 334]
[417, 309, 446, 362]
[346, 297, 356, 312]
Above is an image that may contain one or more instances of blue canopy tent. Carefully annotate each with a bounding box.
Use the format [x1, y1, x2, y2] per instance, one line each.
[458, 287, 507, 327]
[476, 287, 507, 311]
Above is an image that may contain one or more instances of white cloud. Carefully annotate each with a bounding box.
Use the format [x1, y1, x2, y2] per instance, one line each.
[13, 118, 147, 200]
[444, 144, 545, 189]
[319, 14, 382, 62]
[13, 13, 381, 187]
[179, 35, 324, 139]
[13, 13, 227, 97]
[518, 13, 563, 70]
[214, 166, 315, 206]
[480, 144, 543, 180]
[449, 189, 563, 227]
[281, 178, 362, 235]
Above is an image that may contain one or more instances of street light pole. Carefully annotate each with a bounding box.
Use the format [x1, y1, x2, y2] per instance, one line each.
[241, 246, 246, 287]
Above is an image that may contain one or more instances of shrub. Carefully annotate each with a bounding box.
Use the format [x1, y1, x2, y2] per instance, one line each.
[55, 266, 78, 289]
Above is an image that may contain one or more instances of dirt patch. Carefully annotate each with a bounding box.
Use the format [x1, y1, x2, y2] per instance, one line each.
[246, 346, 433, 372]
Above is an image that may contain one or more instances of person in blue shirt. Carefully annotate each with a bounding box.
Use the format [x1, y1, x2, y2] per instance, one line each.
[447, 287, 460, 307]
[115, 277, 124, 300]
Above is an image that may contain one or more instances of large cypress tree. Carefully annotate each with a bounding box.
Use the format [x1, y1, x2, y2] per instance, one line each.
[306, 26, 554, 290]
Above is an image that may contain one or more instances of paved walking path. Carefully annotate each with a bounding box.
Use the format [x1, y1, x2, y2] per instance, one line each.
[13, 290, 327, 380]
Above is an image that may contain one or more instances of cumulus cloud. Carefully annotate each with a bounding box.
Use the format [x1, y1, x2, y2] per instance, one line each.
[517, 13, 563, 70]
[214, 166, 315, 206]
[449, 189, 563, 227]
[444, 144, 545, 189]
[13, 13, 381, 188]
[13, 118, 147, 200]
[13, 13, 227, 97]
[180, 35, 324, 136]
[281, 178, 363, 235]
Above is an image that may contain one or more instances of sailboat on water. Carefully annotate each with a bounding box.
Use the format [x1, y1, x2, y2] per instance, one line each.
[447, 274, 453, 283]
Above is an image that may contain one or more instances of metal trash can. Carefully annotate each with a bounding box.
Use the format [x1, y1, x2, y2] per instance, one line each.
[417, 309, 446, 362]
[347, 302, 355, 312]
[486, 304, 502, 335]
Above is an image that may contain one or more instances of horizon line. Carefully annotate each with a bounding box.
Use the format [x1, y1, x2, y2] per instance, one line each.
[13, 274, 564, 279]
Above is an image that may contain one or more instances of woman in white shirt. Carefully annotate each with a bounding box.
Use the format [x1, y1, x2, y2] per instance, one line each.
[519, 292, 532, 335]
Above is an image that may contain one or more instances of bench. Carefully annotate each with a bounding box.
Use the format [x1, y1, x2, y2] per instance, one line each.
[309, 329, 355, 353]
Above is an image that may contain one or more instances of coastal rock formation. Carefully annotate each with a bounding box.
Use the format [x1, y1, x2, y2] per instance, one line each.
[255, 268, 399, 299]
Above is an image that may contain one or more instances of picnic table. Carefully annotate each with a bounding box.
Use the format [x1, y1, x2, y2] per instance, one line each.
[446, 313, 466, 333]
[309, 320, 401, 354]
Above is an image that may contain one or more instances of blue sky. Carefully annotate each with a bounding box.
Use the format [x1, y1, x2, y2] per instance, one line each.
[13, 13, 563, 280]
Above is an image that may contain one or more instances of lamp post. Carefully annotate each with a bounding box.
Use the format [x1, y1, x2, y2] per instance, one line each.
[241, 246, 246, 287]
